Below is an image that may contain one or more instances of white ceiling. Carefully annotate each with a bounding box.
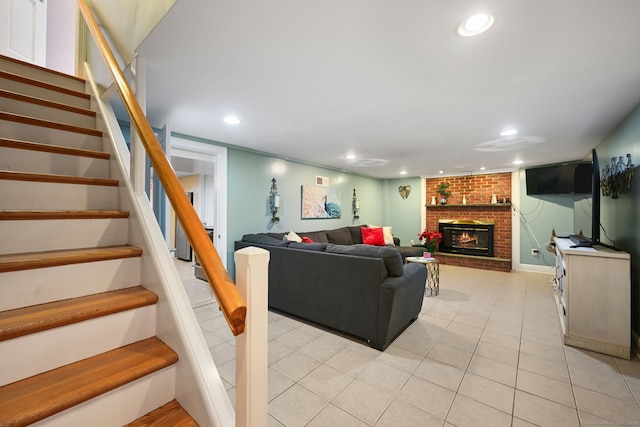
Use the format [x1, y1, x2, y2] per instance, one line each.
[130, 0, 640, 179]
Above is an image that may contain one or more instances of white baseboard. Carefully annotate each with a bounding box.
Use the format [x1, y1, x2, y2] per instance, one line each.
[515, 263, 554, 274]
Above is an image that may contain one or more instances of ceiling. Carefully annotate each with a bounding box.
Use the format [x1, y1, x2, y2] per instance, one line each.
[129, 0, 640, 179]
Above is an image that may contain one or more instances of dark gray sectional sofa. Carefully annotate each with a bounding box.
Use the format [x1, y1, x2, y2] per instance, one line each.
[234, 226, 427, 350]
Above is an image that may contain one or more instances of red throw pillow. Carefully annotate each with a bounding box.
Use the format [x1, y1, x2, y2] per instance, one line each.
[361, 227, 386, 246]
[301, 237, 314, 243]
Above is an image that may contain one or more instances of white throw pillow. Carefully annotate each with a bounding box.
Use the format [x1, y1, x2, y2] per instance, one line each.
[382, 226, 395, 246]
[284, 231, 302, 242]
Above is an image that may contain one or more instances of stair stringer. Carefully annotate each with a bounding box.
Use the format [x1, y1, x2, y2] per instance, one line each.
[85, 65, 235, 427]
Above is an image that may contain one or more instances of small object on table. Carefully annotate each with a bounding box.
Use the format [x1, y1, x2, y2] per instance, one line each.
[405, 256, 440, 296]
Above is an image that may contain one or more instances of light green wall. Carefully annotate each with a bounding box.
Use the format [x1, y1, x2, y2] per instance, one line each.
[227, 149, 383, 275]
[596, 102, 640, 338]
[382, 177, 423, 246]
[516, 169, 574, 267]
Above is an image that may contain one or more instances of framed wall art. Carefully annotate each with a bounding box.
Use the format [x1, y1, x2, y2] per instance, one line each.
[301, 185, 341, 219]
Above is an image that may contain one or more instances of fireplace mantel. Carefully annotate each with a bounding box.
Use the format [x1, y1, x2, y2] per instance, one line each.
[425, 172, 512, 271]
[427, 203, 511, 208]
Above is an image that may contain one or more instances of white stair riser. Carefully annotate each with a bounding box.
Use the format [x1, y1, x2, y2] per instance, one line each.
[0, 118, 102, 151]
[32, 367, 176, 427]
[0, 306, 157, 387]
[29, 368, 175, 427]
[0, 218, 129, 255]
[0, 76, 89, 109]
[0, 180, 118, 210]
[0, 95, 96, 128]
[0, 258, 141, 311]
[0, 58, 86, 93]
[0, 147, 109, 178]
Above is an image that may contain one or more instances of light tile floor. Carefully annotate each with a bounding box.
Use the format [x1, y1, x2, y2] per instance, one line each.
[175, 258, 640, 427]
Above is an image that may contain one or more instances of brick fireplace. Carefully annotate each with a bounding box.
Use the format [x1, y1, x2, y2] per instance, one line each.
[425, 173, 512, 272]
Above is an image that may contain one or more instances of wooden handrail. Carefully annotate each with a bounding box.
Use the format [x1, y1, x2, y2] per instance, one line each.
[77, 0, 246, 335]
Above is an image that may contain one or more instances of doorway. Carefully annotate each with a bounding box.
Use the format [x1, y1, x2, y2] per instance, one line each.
[169, 136, 228, 268]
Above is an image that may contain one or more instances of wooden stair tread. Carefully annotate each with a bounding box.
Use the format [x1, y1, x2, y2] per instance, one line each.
[0, 170, 118, 187]
[0, 111, 101, 137]
[0, 54, 86, 84]
[0, 88, 96, 117]
[0, 337, 178, 426]
[0, 68, 89, 100]
[0, 138, 109, 159]
[0, 245, 143, 273]
[125, 399, 199, 427]
[0, 286, 157, 341]
[0, 210, 128, 220]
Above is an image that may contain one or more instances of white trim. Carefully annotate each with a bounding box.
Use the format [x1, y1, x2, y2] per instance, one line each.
[420, 178, 427, 229]
[511, 171, 521, 271]
[515, 263, 555, 275]
[171, 136, 228, 268]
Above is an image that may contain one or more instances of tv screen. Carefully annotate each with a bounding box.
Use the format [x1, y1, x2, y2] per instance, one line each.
[525, 162, 590, 195]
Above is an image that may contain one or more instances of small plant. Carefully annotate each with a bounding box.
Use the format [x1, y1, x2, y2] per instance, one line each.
[436, 182, 451, 197]
[417, 229, 442, 252]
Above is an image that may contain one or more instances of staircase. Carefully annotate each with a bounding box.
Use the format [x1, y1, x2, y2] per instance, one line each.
[0, 55, 199, 425]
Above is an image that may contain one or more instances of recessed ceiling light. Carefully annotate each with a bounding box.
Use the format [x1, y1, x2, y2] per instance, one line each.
[223, 116, 240, 125]
[438, 170, 444, 174]
[458, 13, 494, 37]
[399, 170, 407, 175]
[345, 153, 357, 160]
[480, 166, 486, 171]
[500, 129, 518, 137]
[512, 160, 524, 165]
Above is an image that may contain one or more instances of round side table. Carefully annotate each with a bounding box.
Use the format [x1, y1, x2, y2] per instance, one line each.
[405, 256, 440, 296]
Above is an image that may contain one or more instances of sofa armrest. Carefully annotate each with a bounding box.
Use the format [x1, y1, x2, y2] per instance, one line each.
[375, 263, 426, 350]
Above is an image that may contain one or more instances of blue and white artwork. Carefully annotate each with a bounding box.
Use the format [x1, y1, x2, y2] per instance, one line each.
[301, 185, 341, 219]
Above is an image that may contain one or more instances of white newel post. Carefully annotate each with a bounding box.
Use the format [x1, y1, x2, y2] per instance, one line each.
[235, 246, 270, 427]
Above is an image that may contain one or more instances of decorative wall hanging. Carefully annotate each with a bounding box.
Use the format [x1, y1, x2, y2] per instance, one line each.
[601, 154, 634, 199]
[352, 188, 360, 219]
[398, 185, 412, 199]
[301, 185, 341, 219]
[269, 178, 280, 222]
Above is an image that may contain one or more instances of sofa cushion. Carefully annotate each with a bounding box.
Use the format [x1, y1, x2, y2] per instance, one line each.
[361, 227, 386, 246]
[326, 227, 354, 245]
[326, 244, 404, 277]
[298, 230, 329, 243]
[242, 234, 291, 247]
[289, 242, 328, 251]
[348, 225, 366, 244]
[382, 226, 395, 246]
[284, 231, 303, 242]
[265, 232, 286, 240]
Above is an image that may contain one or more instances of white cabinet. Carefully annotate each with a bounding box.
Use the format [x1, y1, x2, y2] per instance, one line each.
[554, 237, 631, 359]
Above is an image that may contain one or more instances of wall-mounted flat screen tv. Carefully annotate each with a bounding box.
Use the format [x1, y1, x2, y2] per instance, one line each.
[525, 162, 591, 195]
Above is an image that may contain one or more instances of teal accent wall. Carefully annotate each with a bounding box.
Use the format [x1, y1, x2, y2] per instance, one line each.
[382, 177, 423, 246]
[227, 148, 384, 275]
[516, 169, 574, 267]
[596, 102, 640, 339]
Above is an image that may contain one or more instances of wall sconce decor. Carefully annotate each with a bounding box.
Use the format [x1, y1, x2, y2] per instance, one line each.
[352, 188, 360, 219]
[601, 154, 634, 199]
[269, 178, 280, 222]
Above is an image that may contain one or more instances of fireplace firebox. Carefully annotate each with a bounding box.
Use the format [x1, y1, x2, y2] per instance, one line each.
[438, 220, 494, 257]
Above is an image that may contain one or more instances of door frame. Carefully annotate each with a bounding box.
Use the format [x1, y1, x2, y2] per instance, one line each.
[170, 136, 228, 268]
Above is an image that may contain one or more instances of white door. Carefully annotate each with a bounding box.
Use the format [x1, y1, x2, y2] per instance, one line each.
[0, 0, 47, 66]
